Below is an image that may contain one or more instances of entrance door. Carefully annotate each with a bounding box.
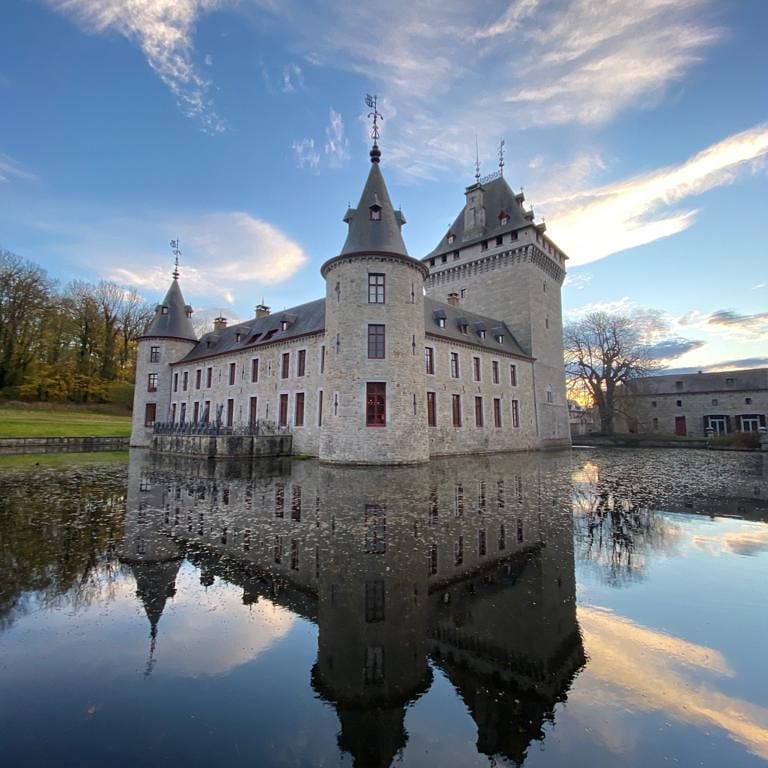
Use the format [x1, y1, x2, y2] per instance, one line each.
[675, 416, 687, 436]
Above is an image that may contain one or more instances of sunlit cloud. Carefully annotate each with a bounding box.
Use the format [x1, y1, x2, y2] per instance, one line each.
[109, 211, 307, 301]
[45, 0, 227, 133]
[692, 526, 768, 557]
[678, 308, 768, 342]
[577, 605, 768, 760]
[542, 123, 768, 265]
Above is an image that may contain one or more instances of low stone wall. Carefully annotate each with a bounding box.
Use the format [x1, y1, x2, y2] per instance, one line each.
[152, 433, 292, 458]
[0, 436, 130, 455]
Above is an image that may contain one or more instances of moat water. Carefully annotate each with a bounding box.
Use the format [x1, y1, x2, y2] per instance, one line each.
[1, 448, 767, 767]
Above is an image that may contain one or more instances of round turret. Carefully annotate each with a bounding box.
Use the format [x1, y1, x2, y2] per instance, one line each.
[319, 155, 429, 464]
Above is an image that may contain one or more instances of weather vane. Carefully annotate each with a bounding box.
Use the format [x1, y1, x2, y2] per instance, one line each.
[474, 135, 481, 183]
[365, 94, 382, 143]
[498, 138, 505, 176]
[170, 238, 181, 279]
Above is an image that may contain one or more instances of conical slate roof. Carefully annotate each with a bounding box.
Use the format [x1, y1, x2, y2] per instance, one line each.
[143, 278, 197, 341]
[339, 159, 408, 257]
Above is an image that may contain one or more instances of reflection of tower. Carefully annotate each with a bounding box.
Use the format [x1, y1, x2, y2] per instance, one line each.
[119, 449, 183, 674]
[427, 452, 584, 764]
[311, 464, 433, 767]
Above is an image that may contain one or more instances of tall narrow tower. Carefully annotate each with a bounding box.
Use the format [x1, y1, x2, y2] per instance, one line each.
[131, 264, 197, 447]
[423, 174, 570, 446]
[319, 134, 430, 464]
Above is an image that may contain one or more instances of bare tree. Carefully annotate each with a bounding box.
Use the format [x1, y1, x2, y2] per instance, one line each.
[564, 312, 662, 434]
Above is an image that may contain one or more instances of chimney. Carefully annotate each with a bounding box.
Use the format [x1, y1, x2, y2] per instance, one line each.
[255, 304, 271, 318]
[213, 316, 227, 331]
[447, 292, 460, 306]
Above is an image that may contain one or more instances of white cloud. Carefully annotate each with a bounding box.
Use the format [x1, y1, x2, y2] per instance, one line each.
[324, 108, 349, 167]
[563, 272, 592, 291]
[566, 296, 635, 320]
[677, 308, 768, 342]
[0, 153, 35, 183]
[291, 137, 320, 169]
[542, 123, 768, 265]
[45, 0, 226, 133]
[281, 62, 304, 93]
[109, 211, 307, 302]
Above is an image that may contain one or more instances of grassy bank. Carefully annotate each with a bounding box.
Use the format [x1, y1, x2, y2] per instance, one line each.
[0, 451, 129, 469]
[0, 405, 131, 437]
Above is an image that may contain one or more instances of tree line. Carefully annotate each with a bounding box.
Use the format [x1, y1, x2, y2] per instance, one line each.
[0, 249, 155, 405]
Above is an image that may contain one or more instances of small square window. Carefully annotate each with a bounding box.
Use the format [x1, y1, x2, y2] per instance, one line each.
[495, 235, 503, 246]
[481, 240, 488, 251]
[726, 377, 735, 386]
[746, 397, 752, 405]
[441, 254, 448, 263]
[676, 399, 682, 407]
[711, 398, 718, 406]
[651, 400, 657, 407]
[447, 233, 455, 244]
[453, 250, 460, 260]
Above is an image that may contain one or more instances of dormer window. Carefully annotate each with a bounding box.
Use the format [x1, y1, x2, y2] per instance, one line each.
[479, 330, 486, 340]
[499, 212, 509, 226]
[438, 318, 446, 328]
[235, 333, 241, 343]
[280, 320, 289, 331]
[495, 334, 504, 344]
[161, 306, 169, 315]
[447, 233, 455, 244]
[369, 204, 382, 221]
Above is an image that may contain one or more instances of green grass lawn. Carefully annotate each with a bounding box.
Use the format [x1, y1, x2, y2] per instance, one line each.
[0, 407, 132, 437]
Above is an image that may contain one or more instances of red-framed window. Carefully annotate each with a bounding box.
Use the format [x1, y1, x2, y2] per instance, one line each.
[195, 369, 202, 389]
[424, 347, 434, 374]
[226, 398, 234, 427]
[366, 382, 386, 426]
[510, 364, 517, 387]
[147, 373, 158, 392]
[452, 394, 462, 427]
[473, 357, 481, 382]
[149, 346, 160, 363]
[206, 367, 212, 387]
[249, 396, 258, 425]
[182, 371, 189, 391]
[251, 358, 259, 383]
[474, 396, 483, 427]
[173, 373, 178, 392]
[511, 399, 519, 428]
[368, 273, 385, 304]
[279, 393, 289, 426]
[368, 324, 385, 359]
[450, 352, 459, 378]
[295, 392, 305, 427]
[493, 398, 502, 428]
[144, 403, 156, 426]
[281, 352, 290, 379]
[297, 349, 306, 377]
[492, 360, 499, 384]
[427, 392, 436, 427]
[228, 362, 236, 385]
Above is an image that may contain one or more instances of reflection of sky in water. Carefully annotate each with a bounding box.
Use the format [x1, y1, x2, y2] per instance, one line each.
[0, 448, 766, 767]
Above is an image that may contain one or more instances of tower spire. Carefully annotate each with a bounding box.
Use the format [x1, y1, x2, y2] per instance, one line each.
[366, 94, 383, 163]
[170, 238, 182, 280]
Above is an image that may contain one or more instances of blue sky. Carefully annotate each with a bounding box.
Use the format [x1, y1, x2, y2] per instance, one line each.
[0, 0, 766, 371]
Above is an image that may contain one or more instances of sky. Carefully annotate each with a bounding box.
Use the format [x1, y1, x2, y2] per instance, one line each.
[0, 0, 766, 372]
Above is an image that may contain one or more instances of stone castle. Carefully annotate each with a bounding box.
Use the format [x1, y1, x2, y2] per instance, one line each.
[131, 140, 570, 463]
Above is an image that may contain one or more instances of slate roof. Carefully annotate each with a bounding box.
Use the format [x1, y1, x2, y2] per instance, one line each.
[340, 160, 409, 257]
[142, 278, 197, 341]
[426, 175, 535, 260]
[424, 297, 531, 359]
[177, 298, 326, 364]
[173, 294, 529, 364]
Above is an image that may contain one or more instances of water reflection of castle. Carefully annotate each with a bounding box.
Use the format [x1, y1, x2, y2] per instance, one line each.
[119, 450, 584, 767]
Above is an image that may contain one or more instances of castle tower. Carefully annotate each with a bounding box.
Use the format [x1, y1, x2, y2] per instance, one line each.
[423, 174, 571, 446]
[130, 266, 197, 447]
[319, 142, 430, 464]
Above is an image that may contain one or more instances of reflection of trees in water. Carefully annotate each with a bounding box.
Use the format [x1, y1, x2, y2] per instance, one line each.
[0, 466, 127, 629]
[573, 479, 681, 587]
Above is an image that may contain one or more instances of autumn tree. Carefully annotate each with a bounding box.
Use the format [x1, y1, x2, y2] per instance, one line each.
[563, 312, 662, 434]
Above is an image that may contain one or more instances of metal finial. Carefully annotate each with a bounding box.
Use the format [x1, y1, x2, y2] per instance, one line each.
[365, 94, 383, 163]
[170, 239, 181, 280]
[498, 138, 505, 176]
[474, 135, 481, 182]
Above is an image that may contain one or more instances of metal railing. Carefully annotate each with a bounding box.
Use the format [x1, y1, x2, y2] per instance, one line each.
[153, 420, 289, 437]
